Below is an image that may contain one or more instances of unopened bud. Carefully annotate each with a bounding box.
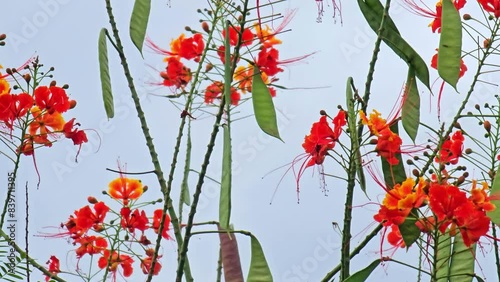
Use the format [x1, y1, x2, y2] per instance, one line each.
[23, 74, 31, 83]
[5, 68, 11, 75]
[456, 176, 465, 185]
[453, 122, 461, 129]
[143, 185, 148, 193]
[62, 84, 69, 89]
[201, 22, 210, 33]
[463, 14, 471, 20]
[69, 100, 77, 109]
[412, 169, 420, 177]
[406, 159, 414, 165]
[465, 148, 473, 154]
[369, 138, 378, 145]
[484, 120, 491, 133]
[475, 104, 480, 110]
[319, 110, 327, 116]
[50, 80, 56, 87]
[185, 26, 192, 32]
[463, 171, 469, 178]
[0, 34, 6, 40]
[160, 71, 169, 80]
[87, 196, 98, 204]
[0, 42, 5, 46]
[49, 67, 54, 71]
[205, 63, 213, 72]
[484, 38, 492, 48]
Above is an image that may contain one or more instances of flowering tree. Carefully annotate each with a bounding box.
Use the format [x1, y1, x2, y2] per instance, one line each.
[2, 0, 500, 281]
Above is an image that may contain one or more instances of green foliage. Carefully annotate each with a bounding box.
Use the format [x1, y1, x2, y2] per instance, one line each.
[487, 165, 500, 224]
[399, 211, 420, 248]
[449, 235, 475, 282]
[0, 239, 29, 282]
[247, 234, 273, 282]
[381, 123, 406, 187]
[402, 67, 420, 142]
[357, 0, 430, 89]
[129, 0, 151, 55]
[251, 66, 282, 141]
[343, 259, 380, 282]
[98, 28, 114, 119]
[438, 0, 462, 89]
[436, 233, 452, 282]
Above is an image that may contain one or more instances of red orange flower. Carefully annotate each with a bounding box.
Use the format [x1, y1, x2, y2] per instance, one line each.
[387, 224, 406, 248]
[74, 235, 108, 258]
[63, 118, 88, 146]
[256, 47, 283, 76]
[34, 85, 70, 114]
[29, 106, 65, 144]
[404, 0, 466, 33]
[152, 209, 172, 240]
[98, 250, 134, 280]
[431, 51, 468, 78]
[45, 256, 61, 282]
[435, 130, 464, 165]
[0, 93, 33, 129]
[120, 207, 149, 233]
[169, 33, 205, 62]
[478, 0, 500, 18]
[222, 26, 254, 46]
[160, 57, 192, 89]
[204, 81, 241, 105]
[108, 177, 144, 205]
[140, 248, 162, 275]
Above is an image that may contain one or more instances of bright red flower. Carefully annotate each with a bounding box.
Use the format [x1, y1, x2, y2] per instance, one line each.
[204, 81, 241, 105]
[29, 106, 65, 143]
[160, 57, 192, 89]
[376, 128, 403, 165]
[120, 207, 149, 233]
[404, 0, 466, 33]
[34, 85, 70, 114]
[108, 176, 144, 205]
[45, 255, 61, 282]
[387, 224, 406, 248]
[469, 180, 496, 212]
[140, 248, 162, 275]
[170, 33, 205, 62]
[256, 47, 283, 76]
[98, 250, 134, 280]
[216, 45, 240, 65]
[455, 205, 490, 247]
[74, 235, 108, 258]
[75, 202, 110, 233]
[478, 0, 500, 18]
[152, 209, 171, 240]
[63, 118, 88, 145]
[435, 130, 464, 165]
[0, 93, 33, 129]
[222, 26, 254, 46]
[429, 183, 468, 233]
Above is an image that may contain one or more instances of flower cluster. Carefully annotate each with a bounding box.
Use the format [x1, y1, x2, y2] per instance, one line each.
[148, 9, 305, 107]
[0, 60, 88, 160]
[374, 176, 495, 249]
[46, 175, 171, 281]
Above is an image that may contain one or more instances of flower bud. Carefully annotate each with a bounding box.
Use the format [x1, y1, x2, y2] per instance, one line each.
[465, 148, 472, 154]
[475, 104, 480, 110]
[453, 122, 461, 129]
[5, 68, 12, 75]
[143, 185, 148, 193]
[185, 26, 192, 32]
[23, 74, 31, 83]
[484, 38, 492, 48]
[484, 120, 491, 133]
[0, 34, 6, 40]
[205, 63, 213, 72]
[463, 14, 471, 20]
[412, 169, 419, 177]
[69, 100, 77, 109]
[0, 42, 5, 46]
[50, 80, 57, 87]
[456, 176, 465, 186]
[87, 196, 98, 204]
[62, 84, 69, 89]
[319, 110, 327, 116]
[201, 22, 210, 33]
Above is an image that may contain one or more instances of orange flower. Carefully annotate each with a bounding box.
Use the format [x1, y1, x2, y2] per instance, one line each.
[376, 129, 403, 165]
[74, 235, 108, 258]
[108, 177, 144, 205]
[204, 81, 241, 105]
[160, 57, 192, 89]
[169, 33, 205, 62]
[469, 180, 496, 212]
[98, 250, 134, 280]
[233, 65, 272, 94]
[374, 178, 427, 225]
[29, 106, 65, 144]
[360, 109, 389, 136]
[435, 130, 464, 165]
[140, 248, 162, 275]
[0, 77, 9, 95]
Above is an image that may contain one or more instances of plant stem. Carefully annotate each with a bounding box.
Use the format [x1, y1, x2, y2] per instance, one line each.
[102, 1, 191, 280]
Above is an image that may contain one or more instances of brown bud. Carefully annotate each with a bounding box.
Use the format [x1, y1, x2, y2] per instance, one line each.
[484, 38, 492, 48]
[453, 122, 461, 129]
[369, 138, 378, 145]
[463, 14, 471, 20]
[0, 42, 5, 46]
[205, 63, 213, 72]
[62, 84, 69, 89]
[412, 169, 419, 177]
[465, 148, 472, 154]
[456, 176, 465, 186]
[484, 120, 491, 133]
[406, 159, 414, 165]
[50, 80, 57, 87]
[475, 104, 480, 110]
[201, 22, 210, 33]
[145, 248, 155, 256]
[185, 26, 192, 32]
[23, 73, 31, 83]
[160, 71, 169, 80]
[87, 196, 98, 204]
[0, 34, 6, 40]
[140, 235, 152, 246]
[143, 185, 148, 193]
[319, 110, 327, 116]
[69, 100, 77, 109]
[463, 171, 469, 178]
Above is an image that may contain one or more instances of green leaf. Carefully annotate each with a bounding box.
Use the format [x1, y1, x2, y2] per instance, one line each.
[343, 259, 380, 282]
[98, 28, 114, 119]
[438, 0, 462, 89]
[449, 235, 475, 282]
[247, 235, 273, 282]
[399, 211, 420, 248]
[251, 66, 282, 141]
[346, 77, 367, 196]
[219, 124, 232, 229]
[357, 0, 430, 89]
[436, 232, 452, 282]
[402, 67, 420, 142]
[487, 165, 500, 225]
[381, 122, 406, 187]
[180, 120, 192, 206]
[129, 0, 151, 55]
